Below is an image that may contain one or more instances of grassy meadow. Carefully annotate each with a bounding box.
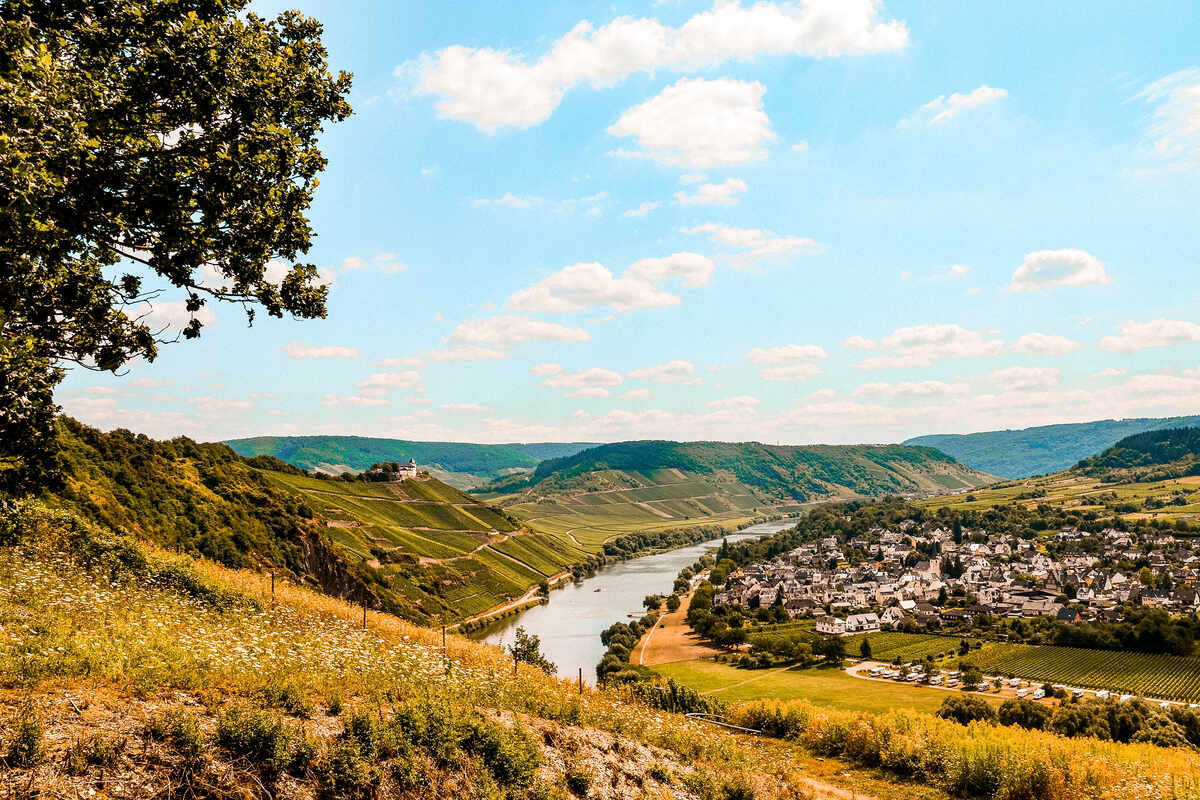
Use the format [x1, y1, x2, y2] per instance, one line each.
[4, 502, 1200, 800]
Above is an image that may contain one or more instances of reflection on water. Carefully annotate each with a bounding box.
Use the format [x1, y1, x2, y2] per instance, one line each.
[470, 518, 803, 681]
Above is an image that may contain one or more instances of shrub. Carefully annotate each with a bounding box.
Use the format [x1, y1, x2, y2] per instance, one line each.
[215, 708, 312, 777]
[65, 733, 125, 774]
[7, 704, 45, 767]
[260, 681, 315, 718]
[936, 696, 996, 726]
[460, 718, 541, 788]
[565, 763, 593, 796]
[316, 740, 377, 800]
[146, 710, 202, 754]
[997, 699, 1052, 731]
[326, 692, 344, 716]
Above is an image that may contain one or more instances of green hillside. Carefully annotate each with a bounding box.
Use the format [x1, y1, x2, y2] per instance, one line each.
[39, 419, 587, 625]
[904, 415, 1200, 479]
[484, 440, 992, 548]
[263, 470, 591, 623]
[222, 435, 597, 487]
[1076, 426, 1200, 482]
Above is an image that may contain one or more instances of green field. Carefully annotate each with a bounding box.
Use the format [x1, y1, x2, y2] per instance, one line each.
[652, 660, 951, 714]
[969, 643, 1200, 702]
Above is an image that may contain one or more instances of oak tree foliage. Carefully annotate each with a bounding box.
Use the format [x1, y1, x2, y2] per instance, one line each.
[0, 0, 351, 490]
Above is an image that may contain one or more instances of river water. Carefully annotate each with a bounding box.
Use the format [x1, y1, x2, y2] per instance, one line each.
[470, 518, 803, 681]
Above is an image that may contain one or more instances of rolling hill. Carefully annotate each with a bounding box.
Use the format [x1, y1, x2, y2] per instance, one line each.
[45, 418, 584, 625]
[483, 440, 994, 548]
[1076, 426, 1200, 483]
[904, 414, 1200, 479]
[222, 435, 597, 487]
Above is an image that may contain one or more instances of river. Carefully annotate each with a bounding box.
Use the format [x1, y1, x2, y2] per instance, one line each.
[469, 518, 803, 681]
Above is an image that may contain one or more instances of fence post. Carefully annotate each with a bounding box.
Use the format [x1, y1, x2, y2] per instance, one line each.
[578, 667, 583, 696]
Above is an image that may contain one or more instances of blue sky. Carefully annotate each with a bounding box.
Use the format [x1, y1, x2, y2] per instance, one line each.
[62, 0, 1200, 445]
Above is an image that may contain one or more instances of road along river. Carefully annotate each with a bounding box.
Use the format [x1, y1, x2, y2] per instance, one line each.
[469, 518, 803, 681]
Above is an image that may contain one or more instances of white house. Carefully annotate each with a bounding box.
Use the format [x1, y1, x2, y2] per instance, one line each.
[816, 615, 847, 635]
[395, 458, 418, 480]
[846, 612, 880, 633]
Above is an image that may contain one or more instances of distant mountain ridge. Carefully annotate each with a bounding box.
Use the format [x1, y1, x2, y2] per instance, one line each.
[222, 435, 598, 486]
[489, 439, 993, 502]
[904, 415, 1200, 479]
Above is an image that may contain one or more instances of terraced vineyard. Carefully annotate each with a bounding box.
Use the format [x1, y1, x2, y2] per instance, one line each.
[848, 632, 977, 662]
[493, 469, 798, 548]
[970, 643, 1200, 702]
[262, 470, 587, 624]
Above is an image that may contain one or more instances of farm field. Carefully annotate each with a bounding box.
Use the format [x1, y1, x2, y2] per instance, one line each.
[846, 632, 982, 663]
[969, 643, 1200, 702]
[653, 659, 952, 714]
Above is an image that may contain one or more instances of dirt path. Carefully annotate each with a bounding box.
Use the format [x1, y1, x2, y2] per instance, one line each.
[485, 544, 549, 576]
[632, 591, 723, 666]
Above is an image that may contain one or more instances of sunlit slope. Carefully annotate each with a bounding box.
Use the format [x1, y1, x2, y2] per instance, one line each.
[483, 441, 993, 546]
[263, 470, 589, 622]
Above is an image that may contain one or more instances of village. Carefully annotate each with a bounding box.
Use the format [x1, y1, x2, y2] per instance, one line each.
[712, 521, 1200, 636]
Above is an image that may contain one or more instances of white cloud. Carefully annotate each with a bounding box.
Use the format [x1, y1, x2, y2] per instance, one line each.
[448, 315, 590, 346]
[509, 262, 677, 314]
[760, 364, 823, 382]
[1093, 367, 1127, 378]
[280, 341, 359, 360]
[136, 300, 217, 333]
[472, 192, 542, 209]
[628, 360, 702, 385]
[620, 388, 653, 399]
[1137, 68, 1200, 171]
[131, 377, 173, 388]
[1010, 249, 1111, 292]
[508, 253, 714, 314]
[427, 346, 507, 362]
[375, 356, 424, 368]
[1010, 332, 1082, 357]
[373, 252, 408, 273]
[622, 201, 661, 218]
[679, 173, 707, 184]
[530, 363, 564, 377]
[746, 344, 828, 365]
[909, 85, 1007, 125]
[339, 256, 367, 272]
[1100, 319, 1200, 353]
[851, 380, 969, 398]
[321, 393, 392, 409]
[539, 369, 622, 398]
[408, 1, 908, 131]
[567, 387, 612, 398]
[950, 264, 969, 277]
[684, 222, 820, 267]
[404, 396, 433, 405]
[440, 402, 490, 413]
[805, 388, 837, 401]
[356, 371, 426, 393]
[609, 78, 776, 168]
[843, 335, 877, 350]
[625, 252, 715, 287]
[854, 323, 1005, 369]
[991, 366, 1060, 390]
[791, 140, 810, 152]
[707, 395, 760, 411]
[674, 178, 747, 206]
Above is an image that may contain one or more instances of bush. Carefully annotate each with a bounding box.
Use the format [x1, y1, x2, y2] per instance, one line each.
[215, 708, 313, 777]
[997, 699, 1052, 731]
[6, 704, 45, 767]
[460, 718, 541, 788]
[261, 681, 315, 718]
[146, 710, 202, 754]
[936, 695, 996, 726]
[565, 763, 593, 796]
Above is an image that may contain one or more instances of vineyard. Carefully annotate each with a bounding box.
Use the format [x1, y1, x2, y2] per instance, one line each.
[969, 643, 1200, 702]
[848, 632, 976, 663]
